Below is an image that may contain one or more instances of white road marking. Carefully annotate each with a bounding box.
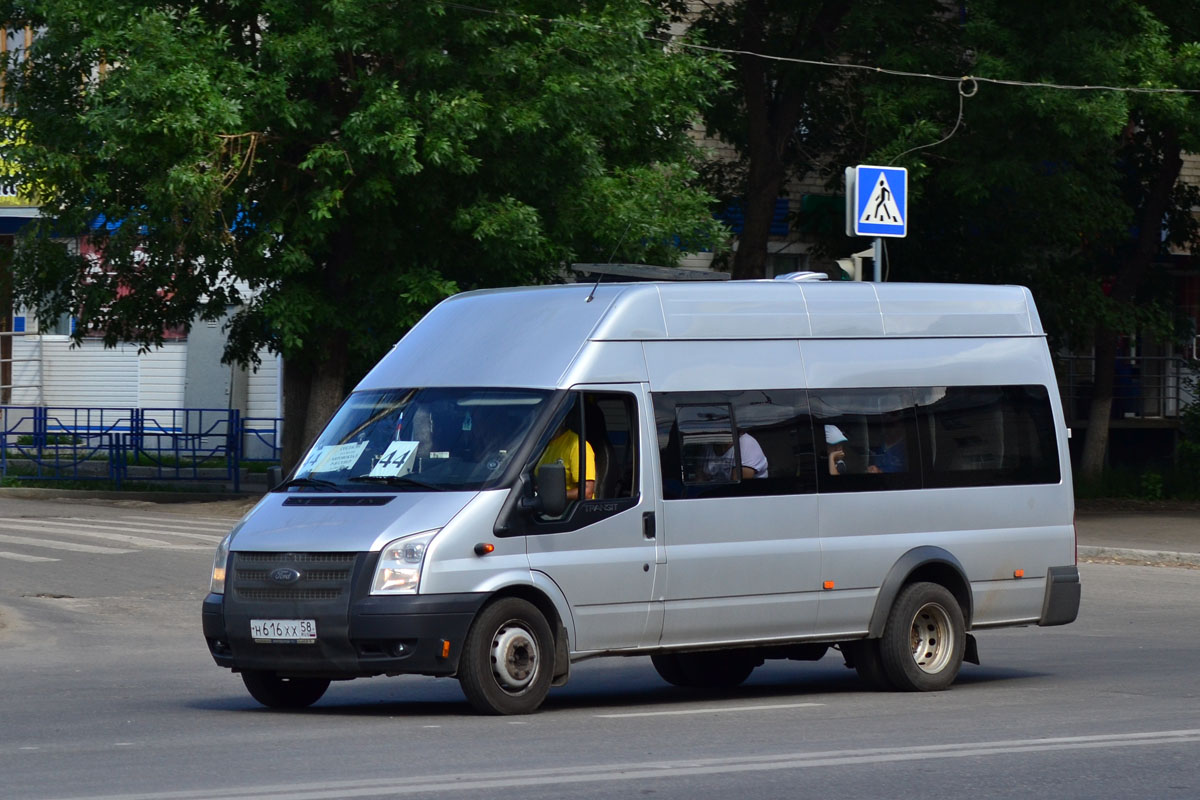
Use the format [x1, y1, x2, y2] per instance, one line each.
[596, 701, 824, 718]
[63, 517, 229, 542]
[0, 533, 133, 555]
[0, 520, 209, 550]
[113, 514, 240, 527]
[40, 729, 1200, 800]
[0, 550, 59, 563]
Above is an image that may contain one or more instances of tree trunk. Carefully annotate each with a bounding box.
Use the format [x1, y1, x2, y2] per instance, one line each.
[1078, 129, 1183, 479]
[728, 0, 853, 281]
[279, 331, 350, 474]
[1079, 328, 1118, 477]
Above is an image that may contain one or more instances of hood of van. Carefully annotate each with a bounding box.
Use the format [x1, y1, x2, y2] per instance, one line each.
[228, 490, 480, 553]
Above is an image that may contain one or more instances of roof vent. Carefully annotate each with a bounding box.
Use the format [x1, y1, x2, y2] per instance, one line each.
[773, 271, 829, 282]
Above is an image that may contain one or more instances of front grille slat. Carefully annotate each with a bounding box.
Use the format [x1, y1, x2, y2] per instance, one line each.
[239, 588, 342, 601]
[230, 552, 357, 603]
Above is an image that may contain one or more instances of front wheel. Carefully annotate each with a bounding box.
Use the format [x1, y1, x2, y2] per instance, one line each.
[240, 671, 330, 709]
[459, 597, 555, 715]
[878, 582, 966, 691]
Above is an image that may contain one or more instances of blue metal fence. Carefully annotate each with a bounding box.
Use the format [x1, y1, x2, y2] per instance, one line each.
[0, 406, 283, 490]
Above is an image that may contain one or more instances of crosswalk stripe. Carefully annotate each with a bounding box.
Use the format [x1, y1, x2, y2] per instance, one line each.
[0, 520, 210, 550]
[0, 533, 134, 554]
[114, 513, 240, 527]
[0, 550, 59, 562]
[57, 517, 229, 542]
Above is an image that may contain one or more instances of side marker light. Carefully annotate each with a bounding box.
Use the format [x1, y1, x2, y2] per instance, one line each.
[441, 640, 451, 659]
[1014, 569, 1025, 579]
[822, 580, 835, 590]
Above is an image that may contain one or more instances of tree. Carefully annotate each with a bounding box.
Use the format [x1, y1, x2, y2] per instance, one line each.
[705, 1, 1200, 477]
[0, 0, 727, 469]
[690, 0, 958, 280]
[864, 0, 1200, 479]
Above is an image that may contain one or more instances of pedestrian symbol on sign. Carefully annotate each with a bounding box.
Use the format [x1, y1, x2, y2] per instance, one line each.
[861, 175, 901, 225]
[848, 165, 908, 238]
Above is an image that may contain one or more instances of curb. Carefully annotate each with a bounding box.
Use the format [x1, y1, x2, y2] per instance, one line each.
[1078, 545, 1200, 567]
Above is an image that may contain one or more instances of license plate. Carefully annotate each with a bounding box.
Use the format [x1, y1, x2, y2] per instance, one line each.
[250, 618, 317, 643]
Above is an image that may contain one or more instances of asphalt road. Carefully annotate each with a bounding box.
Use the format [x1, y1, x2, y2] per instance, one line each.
[0, 496, 1197, 800]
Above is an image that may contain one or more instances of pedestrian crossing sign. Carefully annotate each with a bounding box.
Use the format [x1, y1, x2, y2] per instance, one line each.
[850, 165, 907, 238]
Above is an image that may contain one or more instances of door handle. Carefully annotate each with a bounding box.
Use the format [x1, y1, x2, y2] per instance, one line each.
[642, 511, 656, 540]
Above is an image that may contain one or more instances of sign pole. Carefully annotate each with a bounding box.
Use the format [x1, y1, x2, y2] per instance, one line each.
[873, 237, 882, 282]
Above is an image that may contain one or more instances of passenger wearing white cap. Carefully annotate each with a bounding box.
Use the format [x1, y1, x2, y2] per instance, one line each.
[825, 424, 849, 476]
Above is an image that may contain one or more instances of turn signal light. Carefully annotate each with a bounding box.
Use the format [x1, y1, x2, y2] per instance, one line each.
[441, 640, 451, 658]
[474, 542, 495, 556]
[822, 580, 835, 590]
[1014, 569, 1025, 578]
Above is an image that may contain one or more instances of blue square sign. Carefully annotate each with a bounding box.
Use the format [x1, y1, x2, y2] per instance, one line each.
[852, 165, 907, 238]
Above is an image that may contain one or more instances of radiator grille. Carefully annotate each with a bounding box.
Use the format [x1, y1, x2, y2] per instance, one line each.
[230, 552, 357, 603]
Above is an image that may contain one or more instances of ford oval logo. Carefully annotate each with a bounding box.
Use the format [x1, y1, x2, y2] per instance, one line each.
[269, 568, 302, 585]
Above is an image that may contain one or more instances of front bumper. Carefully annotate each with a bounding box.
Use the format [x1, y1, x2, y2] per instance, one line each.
[203, 591, 486, 678]
[202, 549, 486, 678]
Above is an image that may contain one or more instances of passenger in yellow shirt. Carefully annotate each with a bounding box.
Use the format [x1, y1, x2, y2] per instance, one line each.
[537, 424, 596, 501]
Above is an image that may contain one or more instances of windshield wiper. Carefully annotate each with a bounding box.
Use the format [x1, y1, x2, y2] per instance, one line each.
[274, 476, 343, 492]
[348, 474, 444, 491]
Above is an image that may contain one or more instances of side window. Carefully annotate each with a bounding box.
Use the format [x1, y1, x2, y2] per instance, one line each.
[811, 388, 920, 493]
[533, 391, 638, 522]
[585, 393, 638, 500]
[916, 386, 1060, 487]
[654, 390, 816, 500]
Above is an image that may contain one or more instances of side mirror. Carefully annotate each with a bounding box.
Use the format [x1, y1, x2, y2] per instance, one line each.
[528, 463, 568, 517]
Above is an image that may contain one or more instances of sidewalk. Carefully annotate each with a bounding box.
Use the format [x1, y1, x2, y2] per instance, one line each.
[1075, 500, 1200, 567]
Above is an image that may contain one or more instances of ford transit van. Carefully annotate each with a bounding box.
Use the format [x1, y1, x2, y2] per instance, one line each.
[202, 279, 1080, 714]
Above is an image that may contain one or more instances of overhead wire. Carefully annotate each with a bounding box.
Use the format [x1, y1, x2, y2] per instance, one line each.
[434, 1, 1200, 96]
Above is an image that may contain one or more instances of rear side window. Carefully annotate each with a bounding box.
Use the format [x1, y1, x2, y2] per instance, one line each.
[653, 390, 817, 500]
[812, 385, 1060, 493]
[811, 389, 921, 493]
[916, 386, 1060, 487]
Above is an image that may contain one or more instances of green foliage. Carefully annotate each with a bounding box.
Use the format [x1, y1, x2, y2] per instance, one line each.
[845, 1, 1200, 352]
[0, 0, 729, 378]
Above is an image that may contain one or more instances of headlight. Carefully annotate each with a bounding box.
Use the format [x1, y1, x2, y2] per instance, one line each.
[209, 531, 234, 594]
[372, 530, 439, 595]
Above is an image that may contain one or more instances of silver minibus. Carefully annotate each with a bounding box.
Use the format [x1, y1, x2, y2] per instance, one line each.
[202, 278, 1080, 714]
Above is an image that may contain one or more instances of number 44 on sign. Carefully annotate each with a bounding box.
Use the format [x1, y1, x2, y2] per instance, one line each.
[845, 165, 908, 238]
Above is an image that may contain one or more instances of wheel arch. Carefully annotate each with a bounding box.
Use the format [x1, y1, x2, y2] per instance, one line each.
[866, 546, 973, 638]
[477, 583, 571, 684]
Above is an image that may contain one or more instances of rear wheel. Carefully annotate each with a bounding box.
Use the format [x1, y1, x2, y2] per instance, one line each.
[878, 582, 965, 691]
[459, 597, 554, 715]
[240, 671, 330, 709]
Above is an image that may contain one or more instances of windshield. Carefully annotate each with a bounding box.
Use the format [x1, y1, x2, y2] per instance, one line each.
[288, 387, 553, 492]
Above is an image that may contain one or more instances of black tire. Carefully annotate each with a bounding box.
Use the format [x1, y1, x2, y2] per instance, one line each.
[878, 582, 966, 692]
[846, 639, 894, 691]
[650, 653, 689, 687]
[459, 597, 555, 715]
[652, 650, 756, 689]
[240, 671, 330, 709]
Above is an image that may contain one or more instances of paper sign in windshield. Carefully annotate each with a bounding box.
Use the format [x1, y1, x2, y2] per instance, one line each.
[298, 446, 331, 473]
[321, 442, 368, 472]
[369, 440, 419, 477]
[300, 442, 368, 473]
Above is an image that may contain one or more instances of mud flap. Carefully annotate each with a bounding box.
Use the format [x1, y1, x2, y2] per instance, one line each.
[964, 633, 980, 665]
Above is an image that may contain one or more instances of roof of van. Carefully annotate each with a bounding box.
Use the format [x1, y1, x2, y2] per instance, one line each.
[356, 280, 1044, 391]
